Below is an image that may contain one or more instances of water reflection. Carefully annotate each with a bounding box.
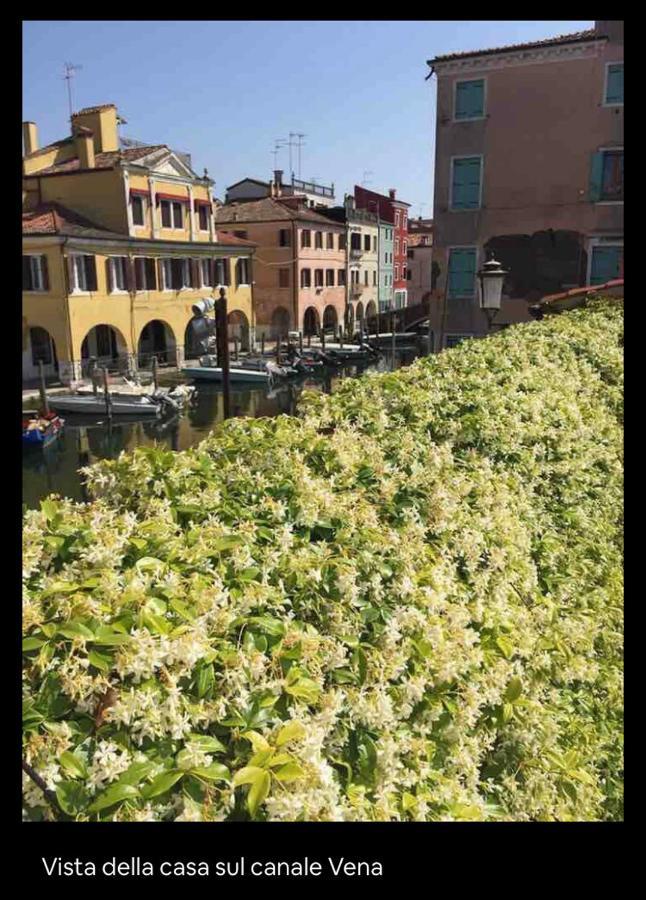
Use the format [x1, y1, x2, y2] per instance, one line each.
[23, 347, 419, 509]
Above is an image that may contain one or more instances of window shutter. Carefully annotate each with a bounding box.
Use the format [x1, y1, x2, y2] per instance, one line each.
[588, 152, 604, 202]
[40, 256, 49, 291]
[66, 255, 75, 293]
[85, 256, 98, 292]
[157, 258, 164, 290]
[590, 246, 622, 285]
[106, 258, 113, 293]
[209, 259, 216, 287]
[22, 257, 31, 290]
[452, 158, 481, 209]
[191, 258, 200, 288]
[606, 64, 623, 104]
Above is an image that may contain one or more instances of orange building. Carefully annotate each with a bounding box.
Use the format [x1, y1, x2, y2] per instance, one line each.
[215, 175, 347, 339]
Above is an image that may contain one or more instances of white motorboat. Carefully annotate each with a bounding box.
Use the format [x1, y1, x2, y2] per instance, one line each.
[181, 364, 271, 384]
[48, 393, 162, 416]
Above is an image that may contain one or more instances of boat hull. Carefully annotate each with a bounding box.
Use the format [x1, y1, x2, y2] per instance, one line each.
[181, 366, 270, 383]
[48, 395, 160, 416]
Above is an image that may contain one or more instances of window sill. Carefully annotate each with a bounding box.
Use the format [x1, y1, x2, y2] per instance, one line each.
[602, 101, 624, 108]
[453, 115, 486, 123]
[109, 290, 129, 295]
[595, 200, 624, 206]
[449, 207, 481, 213]
[23, 289, 48, 294]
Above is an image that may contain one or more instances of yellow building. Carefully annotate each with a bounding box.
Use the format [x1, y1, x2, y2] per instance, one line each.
[22, 104, 256, 383]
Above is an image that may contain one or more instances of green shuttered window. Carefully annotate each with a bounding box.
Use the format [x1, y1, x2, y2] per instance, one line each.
[455, 79, 485, 119]
[447, 248, 477, 299]
[590, 246, 623, 285]
[589, 150, 623, 202]
[451, 157, 482, 210]
[605, 64, 623, 105]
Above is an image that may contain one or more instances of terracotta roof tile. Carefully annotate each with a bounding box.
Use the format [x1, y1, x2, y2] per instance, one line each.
[215, 196, 344, 226]
[22, 202, 123, 239]
[72, 104, 117, 115]
[31, 145, 168, 175]
[215, 231, 258, 248]
[428, 29, 599, 65]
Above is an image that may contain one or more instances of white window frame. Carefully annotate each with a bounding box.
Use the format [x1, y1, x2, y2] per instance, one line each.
[586, 237, 623, 286]
[214, 258, 229, 288]
[453, 76, 487, 122]
[70, 253, 89, 293]
[131, 195, 146, 227]
[603, 61, 624, 107]
[236, 257, 251, 287]
[134, 257, 154, 293]
[197, 205, 210, 232]
[108, 256, 128, 294]
[596, 146, 624, 205]
[200, 258, 212, 288]
[449, 154, 484, 212]
[160, 200, 185, 231]
[395, 211, 400, 227]
[161, 258, 174, 292]
[23, 254, 46, 292]
[446, 244, 480, 300]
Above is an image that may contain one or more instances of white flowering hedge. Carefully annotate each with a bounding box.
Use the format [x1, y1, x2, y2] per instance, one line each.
[23, 299, 623, 822]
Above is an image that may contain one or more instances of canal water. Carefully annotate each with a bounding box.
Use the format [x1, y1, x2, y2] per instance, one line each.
[23, 347, 421, 509]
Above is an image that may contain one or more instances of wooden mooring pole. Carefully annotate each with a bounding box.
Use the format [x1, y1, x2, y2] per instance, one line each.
[102, 367, 113, 420]
[38, 360, 50, 416]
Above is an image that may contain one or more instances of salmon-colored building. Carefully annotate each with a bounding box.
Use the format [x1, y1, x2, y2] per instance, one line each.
[215, 179, 347, 338]
[426, 20, 623, 349]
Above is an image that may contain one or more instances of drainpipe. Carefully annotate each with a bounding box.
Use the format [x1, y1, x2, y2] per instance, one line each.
[59, 237, 77, 383]
[292, 219, 298, 334]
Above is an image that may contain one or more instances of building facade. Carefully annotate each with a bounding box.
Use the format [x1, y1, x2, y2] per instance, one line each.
[215, 186, 346, 338]
[354, 185, 411, 309]
[22, 104, 255, 382]
[427, 21, 624, 349]
[379, 221, 395, 311]
[406, 218, 434, 308]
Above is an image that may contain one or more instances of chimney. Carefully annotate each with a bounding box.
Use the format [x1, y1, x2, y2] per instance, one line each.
[389, 189, 396, 200]
[74, 126, 95, 169]
[70, 104, 119, 154]
[272, 169, 283, 198]
[23, 122, 38, 156]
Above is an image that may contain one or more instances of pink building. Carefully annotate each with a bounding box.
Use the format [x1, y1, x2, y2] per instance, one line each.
[427, 21, 623, 349]
[215, 178, 346, 339]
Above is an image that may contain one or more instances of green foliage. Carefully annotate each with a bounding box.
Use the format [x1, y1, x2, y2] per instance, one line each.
[22, 299, 623, 822]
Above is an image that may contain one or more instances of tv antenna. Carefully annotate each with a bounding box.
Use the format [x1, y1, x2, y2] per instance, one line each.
[418, 202, 427, 219]
[290, 132, 306, 179]
[361, 169, 373, 187]
[63, 62, 82, 125]
[271, 138, 287, 170]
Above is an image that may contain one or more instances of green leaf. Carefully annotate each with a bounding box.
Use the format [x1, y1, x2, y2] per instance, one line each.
[233, 765, 266, 787]
[504, 677, 523, 703]
[213, 535, 245, 551]
[189, 763, 230, 782]
[247, 770, 271, 818]
[284, 677, 320, 705]
[135, 557, 165, 573]
[117, 760, 157, 787]
[56, 781, 89, 816]
[275, 720, 306, 747]
[92, 627, 131, 646]
[88, 783, 140, 813]
[23, 637, 46, 651]
[187, 734, 226, 754]
[142, 610, 171, 636]
[401, 791, 417, 812]
[273, 762, 305, 783]
[495, 635, 514, 660]
[58, 622, 94, 640]
[242, 730, 271, 753]
[140, 770, 184, 800]
[196, 663, 215, 699]
[87, 648, 113, 672]
[59, 751, 88, 780]
[169, 598, 196, 622]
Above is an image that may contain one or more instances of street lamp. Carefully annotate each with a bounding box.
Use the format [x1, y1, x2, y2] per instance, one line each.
[478, 254, 508, 330]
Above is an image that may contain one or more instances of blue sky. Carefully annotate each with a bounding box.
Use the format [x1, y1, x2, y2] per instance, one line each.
[23, 20, 592, 213]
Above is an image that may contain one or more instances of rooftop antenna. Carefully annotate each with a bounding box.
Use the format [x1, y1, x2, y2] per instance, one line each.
[361, 169, 373, 187]
[418, 202, 427, 219]
[293, 132, 306, 179]
[63, 62, 82, 126]
[271, 138, 287, 170]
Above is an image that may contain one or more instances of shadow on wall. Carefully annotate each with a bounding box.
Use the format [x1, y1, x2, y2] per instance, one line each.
[485, 230, 587, 302]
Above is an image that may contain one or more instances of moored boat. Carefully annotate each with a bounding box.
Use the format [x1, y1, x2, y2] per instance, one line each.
[48, 393, 162, 416]
[22, 411, 65, 449]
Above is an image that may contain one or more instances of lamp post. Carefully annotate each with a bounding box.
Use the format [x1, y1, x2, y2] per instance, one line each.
[477, 254, 508, 332]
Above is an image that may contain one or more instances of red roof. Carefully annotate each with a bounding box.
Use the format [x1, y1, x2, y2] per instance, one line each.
[215, 230, 259, 247]
[428, 29, 599, 65]
[537, 278, 623, 309]
[22, 202, 123, 238]
[30, 144, 167, 175]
